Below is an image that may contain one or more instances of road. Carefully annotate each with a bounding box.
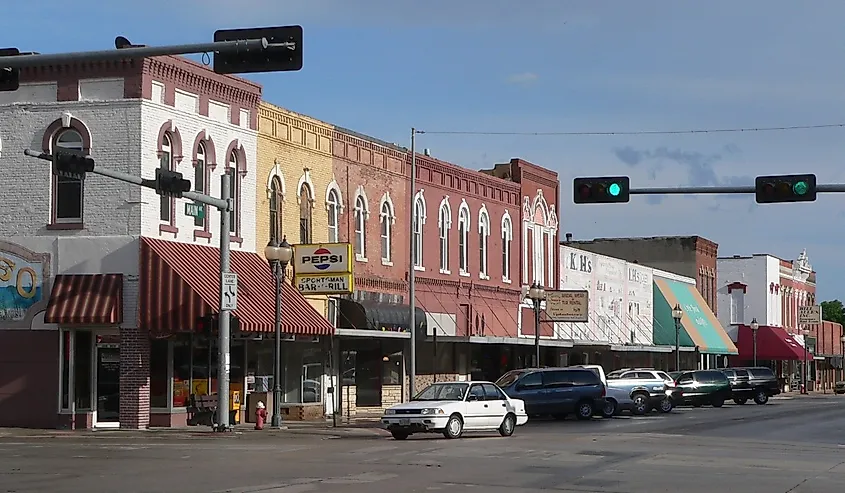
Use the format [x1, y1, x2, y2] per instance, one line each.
[1, 396, 844, 493]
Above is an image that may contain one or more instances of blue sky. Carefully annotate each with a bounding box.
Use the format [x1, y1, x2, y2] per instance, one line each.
[5, 0, 845, 299]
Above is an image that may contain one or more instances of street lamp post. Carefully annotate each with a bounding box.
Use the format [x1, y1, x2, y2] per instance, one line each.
[264, 236, 293, 428]
[801, 328, 811, 394]
[671, 304, 683, 372]
[750, 318, 759, 366]
[523, 282, 545, 367]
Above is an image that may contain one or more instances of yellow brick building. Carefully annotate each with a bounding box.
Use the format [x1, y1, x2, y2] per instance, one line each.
[256, 102, 337, 317]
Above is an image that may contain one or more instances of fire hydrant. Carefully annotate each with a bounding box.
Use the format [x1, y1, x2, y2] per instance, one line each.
[254, 401, 267, 430]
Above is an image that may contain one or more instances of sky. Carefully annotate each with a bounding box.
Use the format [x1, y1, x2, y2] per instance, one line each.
[4, 0, 845, 299]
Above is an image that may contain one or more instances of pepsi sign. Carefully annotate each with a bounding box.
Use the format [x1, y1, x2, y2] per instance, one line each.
[292, 243, 354, 275]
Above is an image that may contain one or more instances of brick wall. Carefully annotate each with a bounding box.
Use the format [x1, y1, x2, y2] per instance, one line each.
[119, 326, 150, 429]
[256, 103, 336, 316]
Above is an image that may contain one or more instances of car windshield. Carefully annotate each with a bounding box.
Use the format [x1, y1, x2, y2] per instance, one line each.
[495, 371, 524, 387]
[606, 371, 625, 379]
[657, 371, 673, 381]
[412, 383, 469, 401]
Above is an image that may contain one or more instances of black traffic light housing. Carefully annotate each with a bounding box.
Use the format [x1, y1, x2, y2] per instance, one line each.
[755, 174, 817, 204]
[0, 48, 20, 92]
[196, 313, 240, 336]
[573, 176, 630, 204]
[52, 148, 94, 180]
[155, 169, 191, 197]
[213, 25, 303, 75]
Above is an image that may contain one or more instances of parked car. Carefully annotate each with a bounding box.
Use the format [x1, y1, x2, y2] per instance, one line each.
[571, 365, 634, 417]
[496, 367, 606, 421]
[835, 380, 845, 395]
[381, 381, 528, 440]
[673, 370, 732, 407]
[721, 367, 780, 404]
[606, 368, 675, 415]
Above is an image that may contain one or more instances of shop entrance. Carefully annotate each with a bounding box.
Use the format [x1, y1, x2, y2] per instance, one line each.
[94, 342, 120, 427]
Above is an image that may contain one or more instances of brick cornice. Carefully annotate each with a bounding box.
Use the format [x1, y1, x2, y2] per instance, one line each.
[144, 57, 261, 108]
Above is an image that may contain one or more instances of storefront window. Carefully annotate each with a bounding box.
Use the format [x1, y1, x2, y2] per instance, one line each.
[149, 339, 169, 408]
[382, 352, 402, 385]
[61, 331, 70, 409]
[301, 347, 323, 403]
[340, 350, 356, 386]
[192, 338, 217, 395]
[74, 331, 92, 410]
[172, 337, 191, 407]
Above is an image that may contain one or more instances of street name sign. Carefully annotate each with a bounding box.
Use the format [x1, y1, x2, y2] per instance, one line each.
[185, 202, 204, 219]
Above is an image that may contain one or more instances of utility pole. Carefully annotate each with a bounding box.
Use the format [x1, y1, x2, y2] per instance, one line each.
[217, 174, 232, 431]
[408, 127, 417, 399]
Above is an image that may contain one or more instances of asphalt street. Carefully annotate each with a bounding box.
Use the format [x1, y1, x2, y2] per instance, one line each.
[1, 396, 844, 493]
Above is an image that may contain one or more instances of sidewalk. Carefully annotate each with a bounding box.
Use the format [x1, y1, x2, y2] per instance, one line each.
[772, 390, 843, 400]
[0, 417, 387, 439]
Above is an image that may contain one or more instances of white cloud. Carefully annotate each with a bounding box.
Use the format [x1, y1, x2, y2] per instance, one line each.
[506, 72, 539, 85]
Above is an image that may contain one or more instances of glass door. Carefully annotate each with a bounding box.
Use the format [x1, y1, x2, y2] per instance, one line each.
[95, 345, 120, 427]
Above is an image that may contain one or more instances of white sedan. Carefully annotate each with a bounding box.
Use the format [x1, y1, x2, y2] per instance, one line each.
[381, 381, 528, 440]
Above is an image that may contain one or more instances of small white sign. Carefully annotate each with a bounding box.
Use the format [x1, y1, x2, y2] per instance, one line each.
[798, 305, 822, 325]
[221, 272, 238, 311]
[545, 290, 589, 322]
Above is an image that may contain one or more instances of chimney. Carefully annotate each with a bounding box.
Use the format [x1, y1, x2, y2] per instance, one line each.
[424, 148, 431, 156]
[565, 232, 573, 242]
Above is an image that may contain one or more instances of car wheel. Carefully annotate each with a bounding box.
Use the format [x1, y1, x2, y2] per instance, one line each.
[631, 393, 649, 415]
[576, 400, 594, 420]
[498, 413, 516, 437]
[733, 398, 747, 405]
[711, 398, 725, 408]
[443, 414, 463, 439]
[602, 399, 617, 418]
[391, 431, 410, 440]
[753, 390, 769, 405]
[658, 397, 673, 413]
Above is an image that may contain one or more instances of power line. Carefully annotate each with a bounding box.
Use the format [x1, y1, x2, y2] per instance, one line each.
[417, 123, 845, 137]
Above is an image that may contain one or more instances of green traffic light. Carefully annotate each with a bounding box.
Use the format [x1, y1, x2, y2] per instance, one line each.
[793, 181, 809, 195]
[608, 183, 621, 197]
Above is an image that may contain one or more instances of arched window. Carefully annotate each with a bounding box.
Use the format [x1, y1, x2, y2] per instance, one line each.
[299, 183, 313, 244]
[193, 142, 207, 228]
[458, 205, 470, 273]
[412, 196, 425, 268]
[226, 150, 240, 237]
[327, 189, 340, 242]
[159, 133, 173, 222]
[438, 201, 451, 272]
[53, 130, 85, 223]
[501, 214, 513, 281]
[380, 201, 393, 263]
[354, 195, 367, 258]
[478, 209, 490, 277]
[269, 177, 283, 242]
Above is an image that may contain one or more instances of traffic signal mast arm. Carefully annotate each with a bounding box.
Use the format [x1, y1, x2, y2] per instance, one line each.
[0, 38, 291, 69]
[23, 149, 229, 210]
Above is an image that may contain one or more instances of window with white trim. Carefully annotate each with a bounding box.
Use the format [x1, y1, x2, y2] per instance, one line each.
[269, 177, 283, 242]
[439, 202, 451, 272]
[380, 200, 393, 262]
[226, 150, 240, 237]
[412, 196, 425, 268]
[194, 143, 206, 228]
[478, 209, 490, 278]
[299, 183, 313, 244]
[53, 130, 85, 223]
[458, 206, 470, 273]
[327, 189, 340, 242]
[354, 195, 367, 258]
[160, 133, 173, 222]
[502, 215, 512, 281]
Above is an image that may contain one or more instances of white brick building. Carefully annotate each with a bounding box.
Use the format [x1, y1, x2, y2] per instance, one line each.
[0, 56, 332, 430]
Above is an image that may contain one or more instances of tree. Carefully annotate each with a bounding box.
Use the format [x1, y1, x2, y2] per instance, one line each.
[820, 300, 844, 326]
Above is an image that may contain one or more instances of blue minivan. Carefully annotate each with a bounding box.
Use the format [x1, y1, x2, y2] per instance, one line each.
[495, 367, 606, 421]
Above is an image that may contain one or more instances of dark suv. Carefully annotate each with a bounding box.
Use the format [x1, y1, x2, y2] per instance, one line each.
[673, 370, 732, 407]
[496, 367, 606, 421]
[721, 367, 780, 405]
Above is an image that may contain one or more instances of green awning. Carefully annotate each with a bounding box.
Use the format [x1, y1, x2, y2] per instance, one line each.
[653, 278, 738, 355]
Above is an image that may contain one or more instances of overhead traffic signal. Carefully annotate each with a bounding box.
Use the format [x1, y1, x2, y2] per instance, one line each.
[52, 148, 94, 180]
[573, 176, 630, 204]
[155, 169, 191, 198]
[0, 48, 20, 92]
[213, 25, 303, 75]
[755, 174, 817, 204]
